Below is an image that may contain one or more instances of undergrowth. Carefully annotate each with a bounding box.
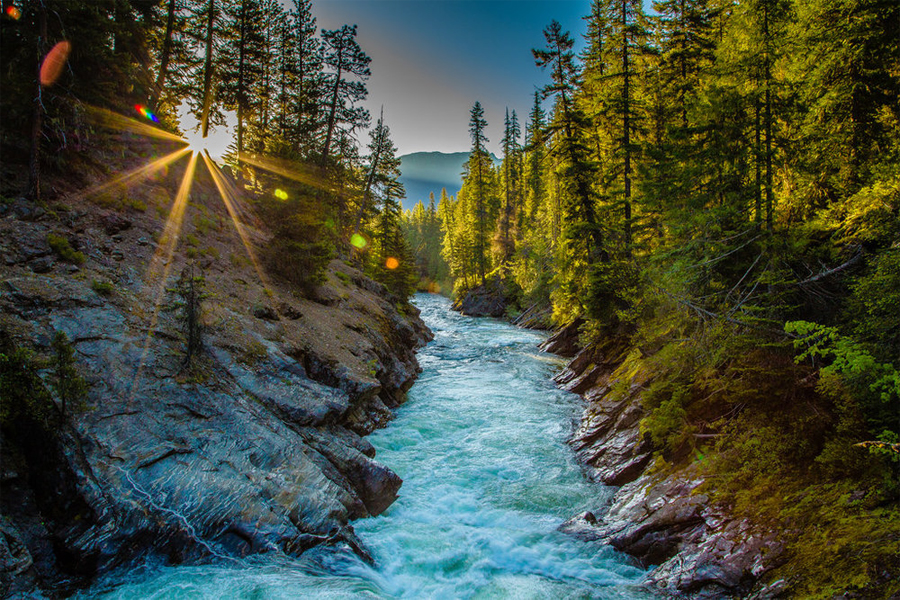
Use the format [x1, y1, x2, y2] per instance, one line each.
[618, 299, 900, 598]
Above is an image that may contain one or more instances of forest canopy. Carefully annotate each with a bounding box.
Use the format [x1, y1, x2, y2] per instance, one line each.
[0, 0, 415, 298]
[402, 1, 899, 592]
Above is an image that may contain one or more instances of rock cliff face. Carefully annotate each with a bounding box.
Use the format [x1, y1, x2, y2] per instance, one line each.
[0, 193, 431, 597]
[545, 331, 784, 599]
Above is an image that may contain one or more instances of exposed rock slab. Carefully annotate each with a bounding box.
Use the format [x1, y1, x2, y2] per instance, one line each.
[553, 344, 784, 597]
[0, 204, 431, 596]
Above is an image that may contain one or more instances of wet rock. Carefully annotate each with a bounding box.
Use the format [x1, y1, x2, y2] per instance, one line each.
[539, 318, 583, 357]
[554, 341, 784, 597]
[558, 511, 602, 540]
[0, 213, 431, 596]
[0, 521, 38, 598]
[453, 280, 509, 318]
[301, 428, 401, 517]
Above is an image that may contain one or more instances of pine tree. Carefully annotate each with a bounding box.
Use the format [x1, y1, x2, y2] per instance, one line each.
[496, 108, 522, 270]
[466, 101, 491, 285]
[320, 24, 371, 164]
[219, 0, 266, 155]
[149, 0, 191, 115]
[184, 0, 224, 138]
[287, 0, 325, 158]
[534, 21, 604, 316]
[524, 91, 547, 224]
[790, 0, 900, 203]
[587, 0, 654, 249]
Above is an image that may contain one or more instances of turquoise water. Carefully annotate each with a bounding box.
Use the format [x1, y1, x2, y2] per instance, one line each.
[82, 293, 648, 599]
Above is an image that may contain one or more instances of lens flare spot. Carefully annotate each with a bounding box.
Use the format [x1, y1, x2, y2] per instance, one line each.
[350, 233, 367, 249]
[134, 104, 159, 123]
[274, 188, 288, 200]
[385, 257, 399, 270]
[324, 218, 334, 230]
[40, 40, 71, 87]
[5, 5, 21, 20]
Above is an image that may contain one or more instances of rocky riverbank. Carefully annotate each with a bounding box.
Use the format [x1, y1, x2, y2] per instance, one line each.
[544, 324, 786, 598]
[0, 189, 431, 597]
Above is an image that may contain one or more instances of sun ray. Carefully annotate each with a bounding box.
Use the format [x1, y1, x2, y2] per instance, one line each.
[129, 153, 199, 402]
[85, 106, 186, 144]
[201, 152, 275, 296]
[236, 151, 336, 194]
[78, 147, 191, 201]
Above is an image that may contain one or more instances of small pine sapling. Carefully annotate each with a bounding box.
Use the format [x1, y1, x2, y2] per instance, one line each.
[169, 262, 209, 368]
[50, 331, 87, 417]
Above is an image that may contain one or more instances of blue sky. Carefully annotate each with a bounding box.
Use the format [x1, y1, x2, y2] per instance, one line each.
[312, 0, 592, 156]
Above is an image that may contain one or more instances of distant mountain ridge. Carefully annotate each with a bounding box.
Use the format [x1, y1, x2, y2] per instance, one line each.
[398, 151, 500, 210]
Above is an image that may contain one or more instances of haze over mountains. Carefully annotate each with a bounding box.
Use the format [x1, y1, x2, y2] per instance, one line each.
[398, 151, 500, 210]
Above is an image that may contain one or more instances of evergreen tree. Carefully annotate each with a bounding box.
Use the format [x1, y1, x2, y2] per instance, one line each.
[219, 0, 266, 155]
[466, 101, 491, 285]
[149, 0, 191, 115]
[534, 21, 605, 319]
[586, 0, 654, 248]
[524, 91, 547, 224]
[496, 108, 522, 270]
[184, 0, 224, 138]
[287, 0, 325, 158]
[790, 0, 900, 205]
[320, 24, 371, 164]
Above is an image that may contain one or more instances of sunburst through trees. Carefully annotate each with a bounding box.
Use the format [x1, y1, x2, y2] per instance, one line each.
[0, 0, 414, 398]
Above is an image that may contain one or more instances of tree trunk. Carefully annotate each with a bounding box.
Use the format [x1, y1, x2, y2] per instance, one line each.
[763, 1, 774, 232]
[622, 0, 632, 249]
[200, 0, 215, 138]
[237, 2, 247, 155]
[354, 117, 383, 235]
[754, 96, 762, 224]
[322, 42, 344, 162]
[26, 1, 48, 202]
[150, 0, 177, 108]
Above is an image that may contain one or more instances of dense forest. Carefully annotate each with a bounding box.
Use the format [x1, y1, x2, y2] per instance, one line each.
[1, 0, 899, 595]
[403, 0, 900, 594]
[0, 0, 416, 300]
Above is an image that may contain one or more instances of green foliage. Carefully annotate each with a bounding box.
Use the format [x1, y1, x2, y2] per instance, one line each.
[124, 197, 147, 212]
[401, 194, 451, 294]
[91, 279, 114, 296]
[786, 320, 900, 446]
[46, 233, 85, 265]
[167, 264, 210, 368]
[847, 250, 900, 361]
[642, 395, 691, 454]
[50, 331, 87, 416]
[0, 334, 53, 428]
[261, 192, 333, 294]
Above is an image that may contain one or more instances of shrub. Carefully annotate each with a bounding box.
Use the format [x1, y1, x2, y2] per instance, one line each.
[264, 209, 332, 293]
[50, 331, 87, 416]
[47, 233, 85, 264]
[0, 333, 52, 428]
[168, 263, 208, 368]
[91, 279, 114, 296]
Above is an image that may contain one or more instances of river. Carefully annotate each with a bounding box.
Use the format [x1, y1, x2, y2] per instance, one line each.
[82, 293, 648, 599]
